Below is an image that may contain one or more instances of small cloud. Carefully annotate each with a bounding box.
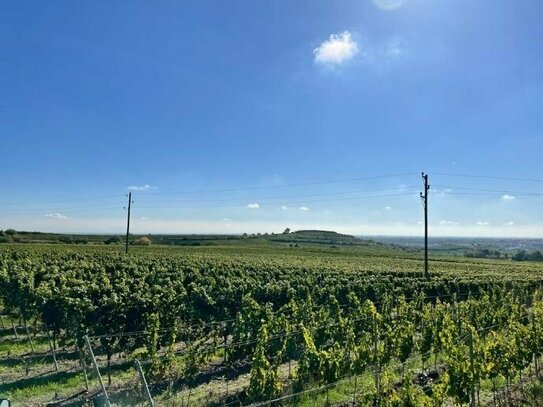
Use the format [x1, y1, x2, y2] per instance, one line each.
[281, 206, 288, 210]
[476, 221, 490, 226]
[222, 217, 231, 222]
[247, 203, 260, 209]
[504, 221, 515, 226]
[372, 0, 405, 10]
[430, 188, 452, 195]
[299, 206, 310, 211]
[501, 194, 515, 201]
[141, 216, 148, 220]
[314, 31, 359, 65]
[45, 213, 68, 220]
[384, 206, 392, 210]
[440, 220, 459, 226]
[417, 221, 423, 225]
[127, 184, 155, 191]
[385, 37, 407, 58]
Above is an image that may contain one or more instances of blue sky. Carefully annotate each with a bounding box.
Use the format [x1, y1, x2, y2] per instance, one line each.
[1, 0, 543, 236]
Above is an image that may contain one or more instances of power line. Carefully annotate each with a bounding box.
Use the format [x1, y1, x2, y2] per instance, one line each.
[0, 195, 121, 207]
[431, 172, 543, 183]
[0, 173, 417, 212]
[432, 185, 543, 196]
[135, 186, 420, 204]
[136, 192, 417, 211]
[143, 173, 418, 196]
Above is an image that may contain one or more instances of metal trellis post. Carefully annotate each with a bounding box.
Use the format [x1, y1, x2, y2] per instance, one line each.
[84, 335, 111, 406]
[134, 359, 155, 407]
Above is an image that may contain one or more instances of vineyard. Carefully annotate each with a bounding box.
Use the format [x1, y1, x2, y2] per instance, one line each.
[2, 243, 543, 406]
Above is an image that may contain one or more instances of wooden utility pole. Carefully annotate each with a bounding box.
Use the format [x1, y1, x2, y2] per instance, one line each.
[125, 192, 133, 254]
[420, 172, 430, 279]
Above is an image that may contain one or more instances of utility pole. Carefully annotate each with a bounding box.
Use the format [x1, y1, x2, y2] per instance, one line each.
[125, 192, 133, 254]
[420, 172, 430, 279]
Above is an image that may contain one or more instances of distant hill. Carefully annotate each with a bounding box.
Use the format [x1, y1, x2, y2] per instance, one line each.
[266, 230, 380, 246]
[0, 228, 384, 248]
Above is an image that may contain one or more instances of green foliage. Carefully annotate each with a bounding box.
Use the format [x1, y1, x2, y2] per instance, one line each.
[2, 244, 543, 405]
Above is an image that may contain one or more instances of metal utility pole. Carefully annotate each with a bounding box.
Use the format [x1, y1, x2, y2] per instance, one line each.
[420, 172, 430, 279]
[125, 192, 133, 254]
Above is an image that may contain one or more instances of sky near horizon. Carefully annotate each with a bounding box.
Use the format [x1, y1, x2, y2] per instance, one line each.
[1, 0, 543, 237]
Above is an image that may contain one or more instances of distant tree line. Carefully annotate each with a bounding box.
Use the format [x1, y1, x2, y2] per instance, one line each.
[511, 249, 543, 262]
[464, 248, 508, 259]
[464, 248, 543, 262]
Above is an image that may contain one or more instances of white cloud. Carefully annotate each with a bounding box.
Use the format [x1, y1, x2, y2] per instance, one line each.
[247, 203, 260, 209]
[222, 218, 231, 222]
[384, 206, 392, 210]
[372, 0, 405, 10]
[45, 213, 68, 220]
[504, 221, 515, 226]
[440, 220, 459, 226]
[281, 206, 288, 210]
[314, 31, 359, 65]
[299, 206, 310, 211]
[501, 194, 515, 201]
[141, 216, 148, 220]
[476, 221, 490, 226]
[127, 184, 155, 191]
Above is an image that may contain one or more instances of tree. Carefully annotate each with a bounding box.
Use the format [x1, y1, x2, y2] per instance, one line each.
[133, 236, 152, 246]
[104, 236, 122, 245]
[58, 235, 73, 244]
[283, 228, 291, 234]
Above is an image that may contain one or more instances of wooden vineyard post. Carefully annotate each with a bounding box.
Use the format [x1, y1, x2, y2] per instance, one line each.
[49, 339, 59, 371]
[11, 318, 18, 339]
[353, 374, 358, 405]
[0, 314, 5, 329]
[84, 335, 111, 407]
[468, 329, 476, 407]
[373, 314, 381, 398]
[79, 347, 90, 392]
[21, 313, 35, 354]
[134, 359, 155, 407]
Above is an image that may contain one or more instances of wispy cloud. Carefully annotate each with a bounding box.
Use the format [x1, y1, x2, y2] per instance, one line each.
[314, 31, 359, 65]
[45, 213, 68, 220]
[281, 206, 288, 210]
[385, 37, 407, 58]
[127, 184, 155, 191]
[358, 35, 409, 68]
[372, 0, 405, 10]
[504, 221, 515, 226]
[141, 216, 148, 220]
[384, 206, 392, 210]
[299, 206, 310, 211]
[247, 203, 260, 209]
[440, 220, 459, 226]
[476, 221, 490, 226]
[501, 194, 515, 201]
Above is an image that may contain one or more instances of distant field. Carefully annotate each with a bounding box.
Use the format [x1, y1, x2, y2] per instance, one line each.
[2, 237, 543, 406]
